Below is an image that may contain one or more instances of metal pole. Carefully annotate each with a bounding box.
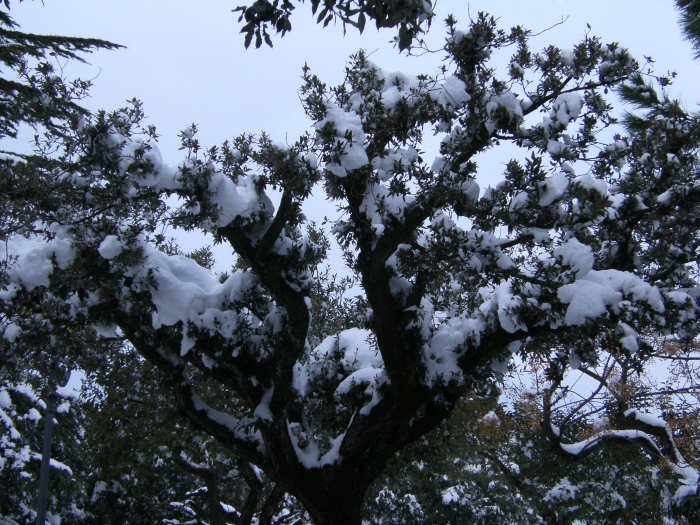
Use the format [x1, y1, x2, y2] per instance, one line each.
[35, 390, 58, 525]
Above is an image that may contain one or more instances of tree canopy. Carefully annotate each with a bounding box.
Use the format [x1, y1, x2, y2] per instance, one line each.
[1, 2, 700, 525]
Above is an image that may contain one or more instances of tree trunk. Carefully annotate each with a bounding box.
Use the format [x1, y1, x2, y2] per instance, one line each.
[294, 482, 367, 525]
[305, 504, 363, 525]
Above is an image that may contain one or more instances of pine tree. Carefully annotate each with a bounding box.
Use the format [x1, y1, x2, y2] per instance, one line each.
[0, 4, 121, 523]
[676, 0, 700, 58]
[0, 2, 121, 239]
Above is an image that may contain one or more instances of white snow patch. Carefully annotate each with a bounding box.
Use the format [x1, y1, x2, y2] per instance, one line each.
[558, 270, 666, 325]
[539, 172, 569, 206]
[316, 103, 368, 177]
[552, 93, 584, 125]
[554, 238, 594, 277]
[97, 235, 123, 260]
[2, 226, 75, 295]
[286, 420, 347, 469]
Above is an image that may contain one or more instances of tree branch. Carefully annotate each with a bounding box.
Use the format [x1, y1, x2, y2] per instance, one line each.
[172, 453, 227, 525]
[238, 460, 264, 525]
[255, 188, 295, 255]
[259, 484, 285, 525]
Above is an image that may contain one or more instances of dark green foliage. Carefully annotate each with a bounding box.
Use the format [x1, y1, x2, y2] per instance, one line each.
[79, 344, 252, 525]
[364, 394, 673, 525]
[0, 3, 121, 241]
[0, 4, 121, 139]
[307, 264, 365, 347]
[677, 0, 700, 58]
[233, 0, 433, 50]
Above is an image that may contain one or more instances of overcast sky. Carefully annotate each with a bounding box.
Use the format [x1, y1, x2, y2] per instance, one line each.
[14, 0, 697, 149]
[10, 0, 700, 265]
[9, 1, 693, 395]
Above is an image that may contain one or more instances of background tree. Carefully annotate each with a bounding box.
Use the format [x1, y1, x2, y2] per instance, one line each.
[362, 333, 699, 523]
[0, 2, 121, 239]
[0, 5, 120, 523]
[79, 310, 300, 525]
[0, 376, 88, 524]
[677, 0, 700, 58]
[3, 7, 700, 525]
[363, 393, 669, 525]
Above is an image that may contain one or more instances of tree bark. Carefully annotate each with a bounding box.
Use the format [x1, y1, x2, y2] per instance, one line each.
[259, 483, 285, 525]
[305, 504, 364, 525]
[292, 480, 368, 525]
[238, 461, 264, 525]
[172, 454, 226, 525]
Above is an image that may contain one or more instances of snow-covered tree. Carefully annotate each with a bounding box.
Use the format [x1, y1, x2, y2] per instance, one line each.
[0, 6, 122, 523]
[3, 8, 700, 525]
[0, 376, 88, 524]
[364, 375, 690, 525]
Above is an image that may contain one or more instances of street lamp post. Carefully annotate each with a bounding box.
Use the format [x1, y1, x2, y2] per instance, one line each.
[35, 363, 70, 525]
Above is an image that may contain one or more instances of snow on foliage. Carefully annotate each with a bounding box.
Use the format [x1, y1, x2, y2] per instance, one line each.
[0, 380, 84, 521]
[557, 269, 666, 326]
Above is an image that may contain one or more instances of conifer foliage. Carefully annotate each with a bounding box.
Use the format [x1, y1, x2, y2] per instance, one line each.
[1, 4, 700, 525]
[677, 0, 700, 58]
[0, 5, 120, 523]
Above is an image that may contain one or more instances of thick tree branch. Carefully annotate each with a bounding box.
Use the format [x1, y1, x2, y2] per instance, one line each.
[255, 188, 295, 255]
[172, 453, 227, 525]
[259, 484, 285, 525]
[238, 461, 264, 525]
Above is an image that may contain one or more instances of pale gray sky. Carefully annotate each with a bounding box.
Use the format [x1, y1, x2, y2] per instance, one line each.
[10, 0, 700, 264]
[16, 0, 407, 153]
[14, 0, 697, 156]
[10, 0, 695, 400]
